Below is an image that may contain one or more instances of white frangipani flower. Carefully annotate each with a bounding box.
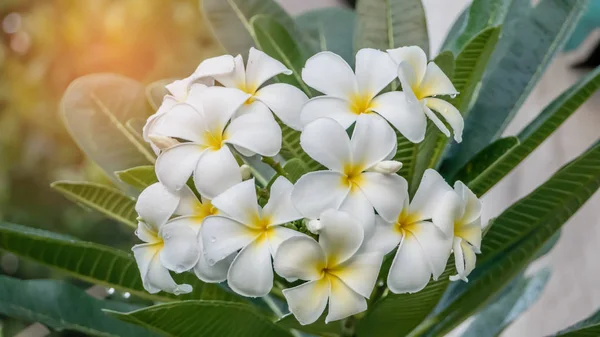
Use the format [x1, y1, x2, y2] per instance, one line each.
[152, 86, 282, 199]
[202, 177, 306, 297]
[437, 181, 483, 282]
[362, 169, 455, 294]
[387, 46, 464, 142]
[143, 55, 236, 152]
[300, 49, 425, 138]
[132, 183, 200, 295]
[274, 209, 383, 325]
[213, 47, 309, 130]
[291, 114, 405, 235]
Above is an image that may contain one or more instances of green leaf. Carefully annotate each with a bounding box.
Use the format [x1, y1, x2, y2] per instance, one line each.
[202, 0, 295, 57]
[444, 0, 587, 176]
[355, 0, 429, 55]
[420, 141, 600, 337]
[145, 78, 173, 111]
[0, 222, 240, 303]
[277, 313, 340, 337]
[446, 66, 600, 195]
[282, 158, 309, 184]
[296, 7, 356, 66]
[115, 166, 158, 191]
[0, 275, 157, 337]
[51, 181, 138, 229]
[461, 268, 551, 337]
[450, 136, 520, 190]
[107, 301, 293, 337]
[554, 308, 600, 336]
[60, 74, 156, 183]
[250, 14, 312, 95]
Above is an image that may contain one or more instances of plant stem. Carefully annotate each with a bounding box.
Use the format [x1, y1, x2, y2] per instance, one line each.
[261, 156, 288, 178]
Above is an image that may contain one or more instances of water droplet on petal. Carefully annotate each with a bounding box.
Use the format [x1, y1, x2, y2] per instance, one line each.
[208, 258, 215, 265]
[450, 93, 457, 99]
[210, 236, 216, 243]
[163, 233, 171, 240]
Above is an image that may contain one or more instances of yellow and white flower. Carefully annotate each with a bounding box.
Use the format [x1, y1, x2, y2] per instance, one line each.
[291, 114, 406, 235]
[143, 55, 236, 152]
[436, 181, 483, 282]
[363, 169, 455, 294]
[152, 86, 281, 199]
[132, 183, 200, 295]
[201, 177, 306, 297]
[387, 46, 464, 142]
[213, 47, 309, 130]
[274, 209, 383, 325]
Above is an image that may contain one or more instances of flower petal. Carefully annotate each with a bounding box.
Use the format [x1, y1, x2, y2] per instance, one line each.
[173, 186, 203, 217]
[188, 87, 250, 133]
[319, 209, 364, 267]
[292, 171, 349, 220]
[156, 143, 205, 191]
[225, 107, 282, 157]
[274, 236, 326, 281]
[227, 238, 274, 297]
[194, 146, 242, 200]
[213, 54, 246, 88]
[150, 103, 207, 143]
[425, 98, 463, 142]
[210, 179, 259, 225]
[300, 96, 358, 129]
[331, 252, 383, 298]
[432, 190, 463, 237]
[387, 46, 428, 87]
[408, 221, 453, 280]
[245, 47, 292, 89]
[418, 62, 458, 98]
[302, 51, 358, 99]
[339, 189, 375, 237]
[456, 219, 482, 253]
[263, 176, 302, 225]
[362, 216, 403, 254]
[355, 48, 397, 96]
[189, 54, 236, 81]
[194, 229, 234, 283]
[350, 114, 397, 169]
[133, 243, 192, 295]
[136, 221, 160, 243]
[450, 237, 477, 282]
[202, 215, 259, 264]
[135, 182, 181, 230]
[357, 172, 408, 223]
[387, 233, 431, 294]
[283, 278, 330, 326]
[267, 226, 308, 257]
[326, 276, 367, 323]
[371, 91, 427, 143]
[143, 96, 177, 143]
[423, 105, 451, 138]
[159, 221, 200, 273]
[300, 117, 352, 171]
[454, 181, 482, 224]
[410, 169, 453, 221]
[255, 83, 308, 130]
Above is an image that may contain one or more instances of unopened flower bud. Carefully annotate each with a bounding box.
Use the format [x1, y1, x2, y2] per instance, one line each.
[240, 164, 252, 180]
[368, 160, 403, 174]
[148, 134, 179, 150]
[307, 219, 323, 234]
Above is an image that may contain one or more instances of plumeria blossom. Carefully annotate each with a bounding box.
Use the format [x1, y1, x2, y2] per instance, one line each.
[132, 183, 200, 295]
[387, 46, 464, 142]
[152, 86, 281, 198]
[300, 49, 435, 141]
[143, 55, 236, 152]
[363, 169, 456, 294]
[274, 209, 383, 325]
[291, 114, 405, 235]
[212, 47, 309, 130]
[202, 177, 306, 297]
[437, 181, 483, 282]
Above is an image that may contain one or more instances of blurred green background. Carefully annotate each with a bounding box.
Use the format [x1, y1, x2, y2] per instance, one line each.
[0, 1, 220, 334]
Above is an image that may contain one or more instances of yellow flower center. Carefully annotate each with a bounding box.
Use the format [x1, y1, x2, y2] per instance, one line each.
[237, 82, 258, 105]
[394, 208, 421, 235]
[340, 164, 365, 190]
[193, 200, 218, 222]
[202, 130, 225, 150]
[349, 93, 376, 115]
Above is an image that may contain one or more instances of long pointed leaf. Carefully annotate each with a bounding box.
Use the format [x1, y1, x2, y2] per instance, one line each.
[115, 166, 158, 191]
[107, 301, 293, 337]
[0, 222, 239, 303]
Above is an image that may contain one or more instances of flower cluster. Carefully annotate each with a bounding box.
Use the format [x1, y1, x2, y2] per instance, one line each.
[134, 46, 483, 325]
